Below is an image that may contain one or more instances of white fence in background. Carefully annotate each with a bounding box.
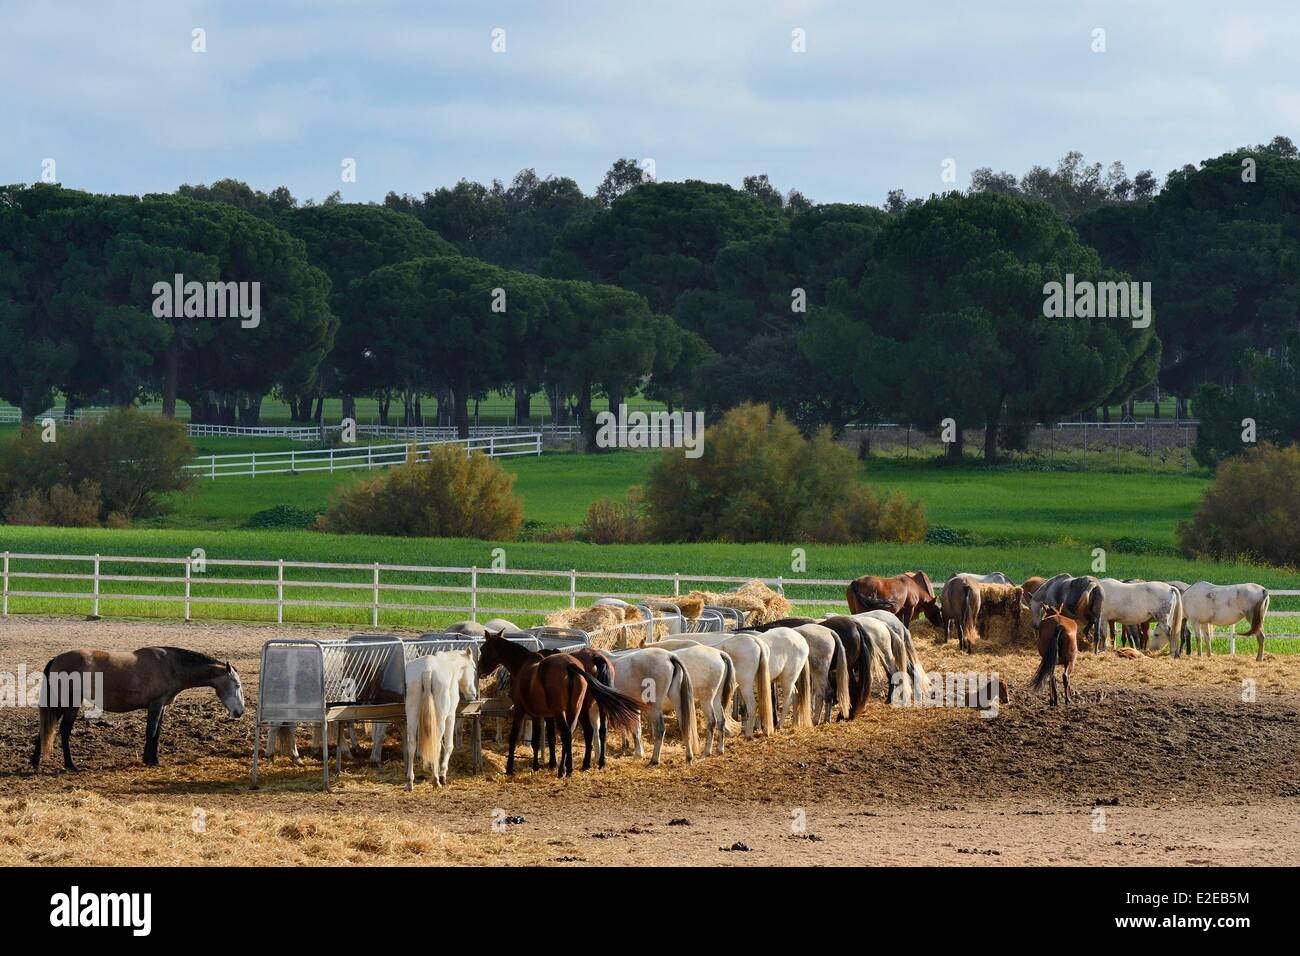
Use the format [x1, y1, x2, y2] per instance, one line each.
[0, 552, 1295, 653]
[186, 433, 541, 478]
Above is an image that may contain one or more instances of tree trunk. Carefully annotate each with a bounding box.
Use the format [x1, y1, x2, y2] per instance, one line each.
[514, 380, 531, 425]
[162, 341, 179, 419]
[579, 379, 596, 451]
[378, 393, 390, 426]
[983, 406, 1000, 463]
[342, 393, 356, 424]
[453, 378, 470, 439]
[946, 428, 963, 460]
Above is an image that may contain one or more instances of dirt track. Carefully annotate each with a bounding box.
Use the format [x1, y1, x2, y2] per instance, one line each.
[2, 615, 1298, 866]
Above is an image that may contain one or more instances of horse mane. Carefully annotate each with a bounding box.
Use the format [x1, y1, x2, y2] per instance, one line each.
[158, 646, 226, 671]
[909, 571, 935, 598]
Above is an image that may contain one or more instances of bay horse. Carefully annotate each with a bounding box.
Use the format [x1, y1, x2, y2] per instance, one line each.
[1030, 606, 1078, 706]
[477, 631, 640, 777]
[32, 647, 245, 771]
[846, 572, 941, 628]
[538, 646, 625, 770]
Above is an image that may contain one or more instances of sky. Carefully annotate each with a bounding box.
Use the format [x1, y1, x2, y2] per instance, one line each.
[3, 0, 1298, 207]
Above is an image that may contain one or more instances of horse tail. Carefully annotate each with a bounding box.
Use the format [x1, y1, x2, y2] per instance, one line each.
[670, 656, 699, 761]
[31, 660, 60, 769]
[755, 640, 775, 736]
[903, 627, 926, 703]
[719, 652, 737, 714]
[416, 669, 439, 774]
[794, 660, 813, 728]
[960, 584, 977, 650]
[853, 621, 875, 714]
[831, 633, 851, 720]
[567, 664, 641, 737]
[1030, 627, 1060, 691]
[1090, 585, 1106, 649]
[1250, 589, 1270, 637]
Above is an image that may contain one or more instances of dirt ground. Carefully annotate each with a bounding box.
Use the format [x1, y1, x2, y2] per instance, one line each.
[2, 615, 1298, 866]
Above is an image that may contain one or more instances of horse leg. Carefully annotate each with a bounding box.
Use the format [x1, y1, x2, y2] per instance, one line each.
[440, 713, 455, 786]
[596, 708, 607, 769]
[530, 718, 541, 771]
[578, 709, 594, 771]
[649, 707, 665, 766]
[143, 700, 166, 766]
[547, 718, 557, 769]
[505, 709, 524, 776]
[59, 707, 80, 771]
[1062, 669, 1071, 706]
[1204, 623, 1214, 657]
[1049, 671, 1059, 707]
[558, 714, 574, 778]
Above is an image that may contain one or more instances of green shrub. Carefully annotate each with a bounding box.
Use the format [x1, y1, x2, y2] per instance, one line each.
[645, 403, 927, 543]
[245, 504, 320, 530]
[0, 409, 193, 522]
[582, 487, 647, 544]
[315, 444, 523, 539]
[1177, 443, 1300, 568]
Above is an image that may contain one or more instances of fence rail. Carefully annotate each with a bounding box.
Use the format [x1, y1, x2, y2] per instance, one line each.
[186, 434, 542, 478]
[1, 552, 1295, 653]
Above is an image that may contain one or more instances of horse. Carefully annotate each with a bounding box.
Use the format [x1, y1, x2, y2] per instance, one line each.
[1029, 606, 1078, 706]
[846, 571, 941, 628]
[1019, 576, 1047, 608]
[605, 646, 697, 765]
[952, 572, 1013, 585]
[1182, 582, 1271, 660]
[32, 647, 244, 771]
[1030, 573, 1106, 651]
[1097, 579, 1184, 656]
[750, 627, 813, 730]
[815, 616, 877, 717]
[848, 613, 920, 705]
[750, 618, 850, 723]
[662, 644, 736, 755]
[854, 610, 927, 703]
[940, 576, 980, 651]
[404, 648, 477, 790]
[656, 632, 774, 738]
[476, 631, 641, 777]
[534, 647, 619, 771]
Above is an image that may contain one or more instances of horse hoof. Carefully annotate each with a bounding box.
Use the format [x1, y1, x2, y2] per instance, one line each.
[405, 781, 413, 792]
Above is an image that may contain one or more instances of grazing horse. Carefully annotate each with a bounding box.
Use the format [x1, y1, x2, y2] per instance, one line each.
[1019, 576, 1047, 609]
[1030, 606, 1078, 706]
[750, 627, 813, 730]
[1097, 579, 1184, 656]
[1030, 573, 1106, 651]
[815, 616, 876, 717]
[477, 631, 640, 777]
[941, 576, 981, 651]
[855, 610, 927, 703]
[952, 572, 1013, 585]
[846, 572, 941, 628]
[662, 632, 775, 737]
[660, 644, 735, 755]
[404, 649, 477, 790]
[605, 647, 697, 765]
[1182, 582, 1270, 660]
[33, 647, 245, 771]
[751, 618, 851, 723]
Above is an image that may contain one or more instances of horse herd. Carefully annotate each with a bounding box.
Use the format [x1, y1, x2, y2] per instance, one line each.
[26, 570, 1271, 789]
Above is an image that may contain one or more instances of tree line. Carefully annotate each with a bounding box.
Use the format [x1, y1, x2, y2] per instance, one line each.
[3, 139, 1297, 462]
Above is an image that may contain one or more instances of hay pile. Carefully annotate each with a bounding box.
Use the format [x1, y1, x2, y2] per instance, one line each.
[545, 601, 667, 648]
[682, 579, 793, 627]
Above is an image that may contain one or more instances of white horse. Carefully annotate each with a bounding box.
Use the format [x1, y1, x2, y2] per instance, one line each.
[404, 648, 477, 790]
[792, 623, 851, 723]
[853, 610, 927, 703]
[952, 572, 1013, 585]
[657, 633, 774, 737]
[1098, 579, 1185, 655]
[606, 647, 697, 764]
[1182, 582, 1270, 660]
[665, 644, 736, 755]
[750, 627, 813, 730]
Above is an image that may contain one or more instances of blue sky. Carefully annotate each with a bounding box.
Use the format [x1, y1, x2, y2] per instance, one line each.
[3, 0, 1297, 206]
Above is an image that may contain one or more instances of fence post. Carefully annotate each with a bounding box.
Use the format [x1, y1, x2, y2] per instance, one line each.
[368, 445, 373, 470]
[91, 554, 101, 618]
[184, 556, 192, 622]
[489, 435, 495, 458]
[251, 454, 256, 479]
[277, 559, 285, 625]
[211, 456, 216, 479]
[674, 573, 680, 597]
[471, 566, 478, 622]
[290, 448, 295, 474]
[2, 551, 8, 617]
[1229, 630, 1236, 656]
[570, 570, 577, 609]
[330, 447, 335, 474]
[372, 563, 380, 627]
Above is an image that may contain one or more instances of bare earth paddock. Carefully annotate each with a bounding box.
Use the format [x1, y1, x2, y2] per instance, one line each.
[2, 615, 1298, 867]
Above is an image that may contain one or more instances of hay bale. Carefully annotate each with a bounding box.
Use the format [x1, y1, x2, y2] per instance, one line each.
[545, 604, 624, 634]
[681, 579, 792, 626]
[673, 593, 706, 620]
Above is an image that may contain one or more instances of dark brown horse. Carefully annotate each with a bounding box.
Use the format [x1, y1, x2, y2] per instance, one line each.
[32, 647, 245, 770]
[536, 647, 617, 771]
[846, 572, 941, 628]
[478, 632, 640, 777]
[1030, 606, 1078, 706]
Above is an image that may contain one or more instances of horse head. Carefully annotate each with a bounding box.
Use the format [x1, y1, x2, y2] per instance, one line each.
[455, 648, 479, 702]
[215, 661, 245, 718]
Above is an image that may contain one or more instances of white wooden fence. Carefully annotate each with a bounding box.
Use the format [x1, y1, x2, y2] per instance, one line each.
[0, 552, 1295, 653]
[186, 434, 542, 478]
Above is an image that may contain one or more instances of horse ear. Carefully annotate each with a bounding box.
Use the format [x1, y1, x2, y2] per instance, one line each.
[226, 661, 232, 671]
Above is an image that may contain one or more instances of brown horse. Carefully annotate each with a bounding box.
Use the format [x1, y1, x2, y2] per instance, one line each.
[32, 647, 245, 770]
[478, 632, 640, 777]
[536, 647, 617, 771]
[940, 577, 981, 651]
[1030, 606, 1078, 706]
[846, 572, 941, 628]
